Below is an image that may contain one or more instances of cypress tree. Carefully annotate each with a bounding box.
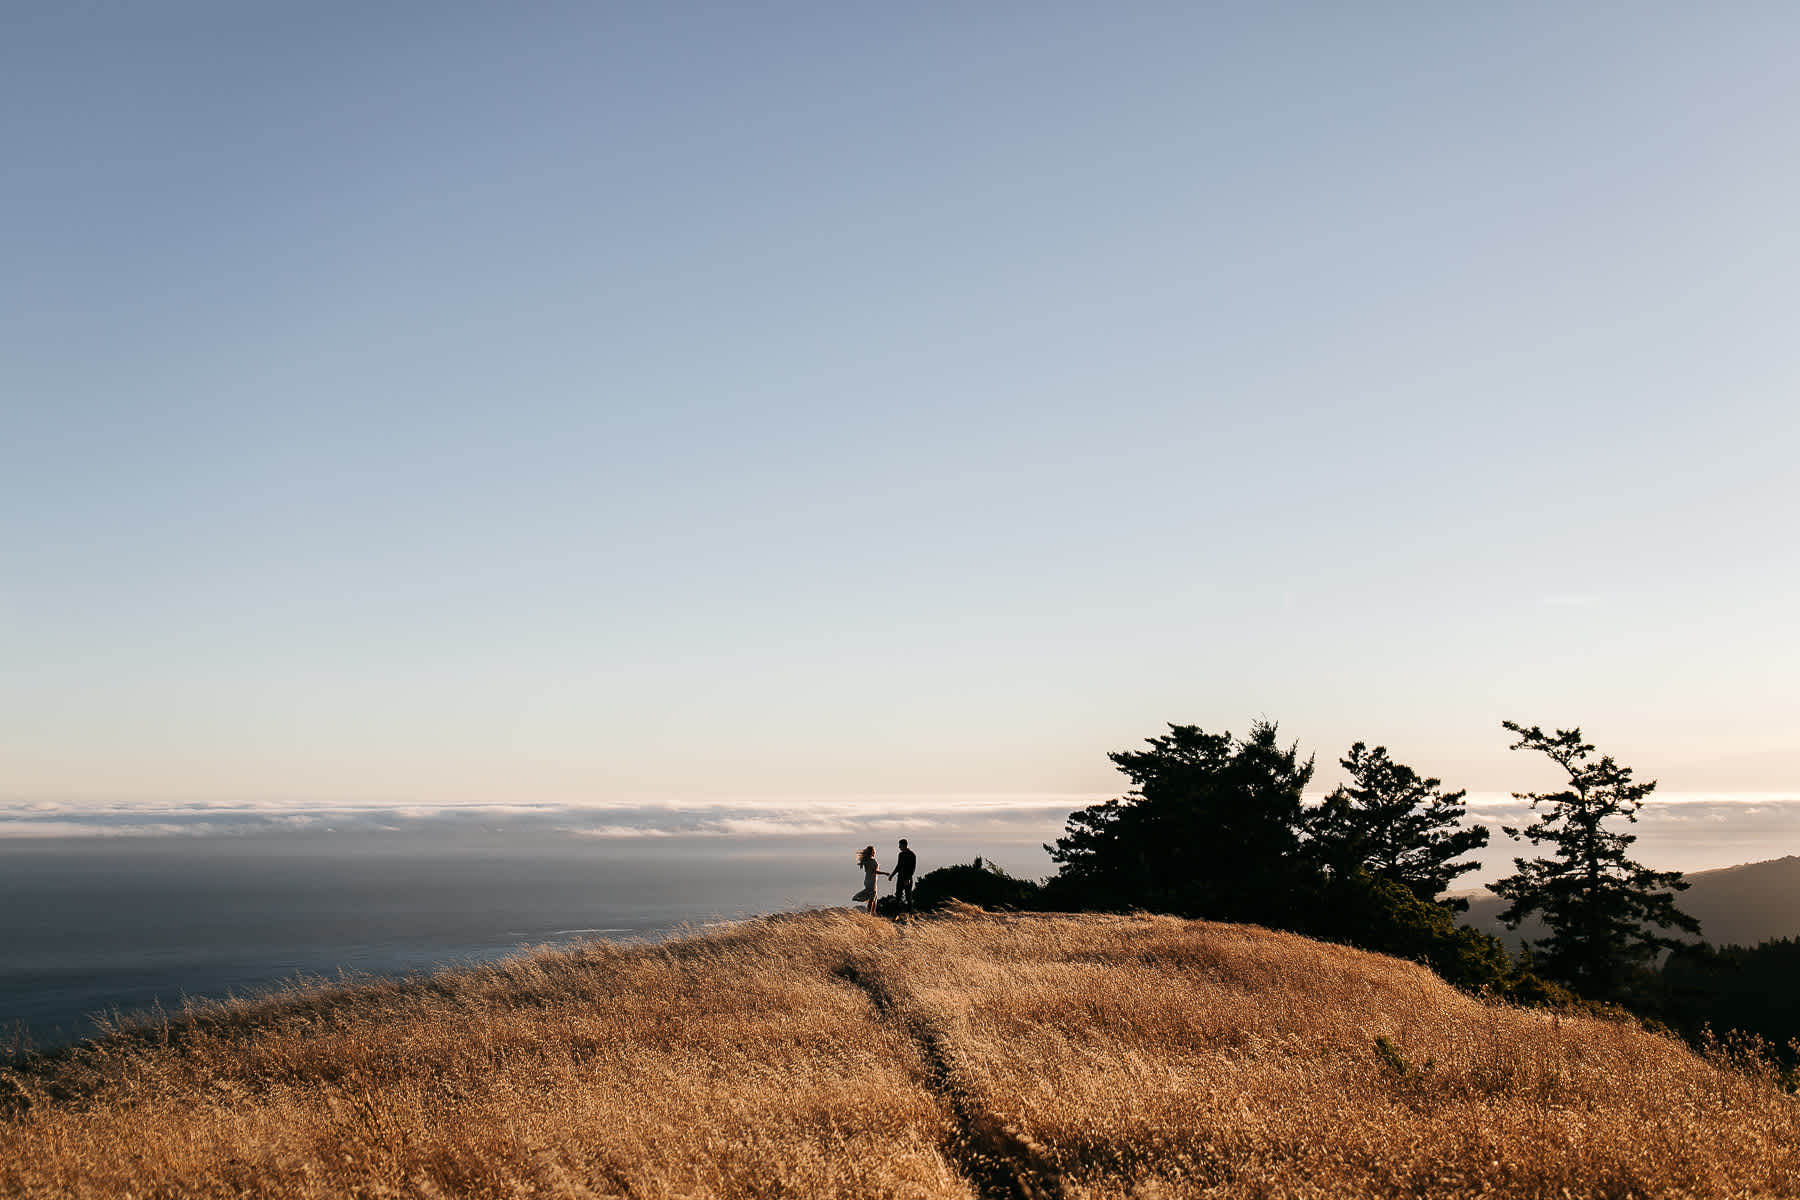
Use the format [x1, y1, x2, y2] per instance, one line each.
[1491, 721, 1700, 1001]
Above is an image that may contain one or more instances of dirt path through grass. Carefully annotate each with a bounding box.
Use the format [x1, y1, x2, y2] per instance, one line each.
[837, 954, 1067, 1200]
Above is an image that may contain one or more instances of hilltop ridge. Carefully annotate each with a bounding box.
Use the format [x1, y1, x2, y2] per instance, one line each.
[7, 909, 1799, 1197]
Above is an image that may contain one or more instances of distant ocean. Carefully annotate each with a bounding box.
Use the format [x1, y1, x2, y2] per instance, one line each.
[0, 834, 937, 1051]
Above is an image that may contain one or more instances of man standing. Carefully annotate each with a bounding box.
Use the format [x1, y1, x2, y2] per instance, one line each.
[892, 838, 918, 911]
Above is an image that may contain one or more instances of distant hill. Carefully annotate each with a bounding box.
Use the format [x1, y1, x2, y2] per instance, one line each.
[1459, 855, 1800, 949]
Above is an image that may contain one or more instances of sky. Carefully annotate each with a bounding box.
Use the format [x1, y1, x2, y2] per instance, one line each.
[3, 5, 1797, 870]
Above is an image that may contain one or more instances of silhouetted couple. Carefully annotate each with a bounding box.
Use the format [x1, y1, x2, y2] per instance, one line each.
[853, 839, 916, 915]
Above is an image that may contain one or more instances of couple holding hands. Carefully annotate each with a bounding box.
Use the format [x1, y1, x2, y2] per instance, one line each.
[853, 839, 916, 915]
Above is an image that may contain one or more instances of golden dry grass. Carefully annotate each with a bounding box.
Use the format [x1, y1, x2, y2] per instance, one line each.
[0, 914, 967, 1199]
[852, 910, 1800, 1199]
[3, 909, 1797, 1198]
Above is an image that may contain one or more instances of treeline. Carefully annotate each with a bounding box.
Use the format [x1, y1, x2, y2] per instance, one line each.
[1648, 937, 1800, 1059]
[905, 718, 1795, 1063]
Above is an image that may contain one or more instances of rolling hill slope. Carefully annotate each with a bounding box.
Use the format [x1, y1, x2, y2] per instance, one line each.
[4, 909, 1797, 1198]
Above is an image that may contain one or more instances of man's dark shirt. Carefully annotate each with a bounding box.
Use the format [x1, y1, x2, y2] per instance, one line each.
[895, 847, 917, 882]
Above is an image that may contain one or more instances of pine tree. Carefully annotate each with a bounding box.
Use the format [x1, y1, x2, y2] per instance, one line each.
[1305, 743, 1490, 911]
[1045, 720, 1315, 924]
[1491, 721, 1700, 1001]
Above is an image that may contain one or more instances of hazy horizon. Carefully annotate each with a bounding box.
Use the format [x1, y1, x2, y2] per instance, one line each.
[5, 788, 1794, 888]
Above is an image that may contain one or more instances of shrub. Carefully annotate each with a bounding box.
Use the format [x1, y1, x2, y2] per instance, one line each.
[908, 858, 1043, 912]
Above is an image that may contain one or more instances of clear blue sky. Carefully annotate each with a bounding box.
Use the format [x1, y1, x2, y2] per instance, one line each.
[4, 4, 1796, 817]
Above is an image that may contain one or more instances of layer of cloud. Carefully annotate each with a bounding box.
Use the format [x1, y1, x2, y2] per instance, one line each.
[3, 793, 1792, 882]
[0, 793, 1103, 841]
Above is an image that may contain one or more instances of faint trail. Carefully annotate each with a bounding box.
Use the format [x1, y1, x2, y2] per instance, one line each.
[836, 959, 1067, 1200]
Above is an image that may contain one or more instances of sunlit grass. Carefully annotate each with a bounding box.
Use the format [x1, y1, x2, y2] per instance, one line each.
[0, 914, 968, 1199]
[4, 908, 1795, 1198]
[854, 910, 1800, 1198]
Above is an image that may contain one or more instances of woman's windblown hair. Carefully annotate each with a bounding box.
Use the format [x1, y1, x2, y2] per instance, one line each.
[856, 845, 875, 865]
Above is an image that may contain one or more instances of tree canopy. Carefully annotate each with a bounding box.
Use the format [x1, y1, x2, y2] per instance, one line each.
[1044, 720, 1315, 924]
[1042, 720, 1524, 993]
[1306, 742, 1490, 911]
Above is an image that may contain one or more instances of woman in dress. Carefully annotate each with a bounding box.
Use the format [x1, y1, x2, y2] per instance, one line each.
[854, 845, 888, 915]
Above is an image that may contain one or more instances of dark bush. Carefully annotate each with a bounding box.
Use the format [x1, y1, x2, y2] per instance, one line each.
[909, 858, 1044, 912]
[1647, 938, 1800, 1066]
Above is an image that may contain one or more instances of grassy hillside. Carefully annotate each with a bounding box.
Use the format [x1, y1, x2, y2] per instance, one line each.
[3, 909, 1797, 1198]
